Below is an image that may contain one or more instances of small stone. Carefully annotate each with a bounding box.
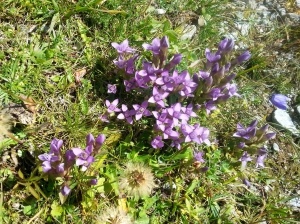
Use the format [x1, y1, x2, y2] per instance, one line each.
[235, 22, 250, 36]
[180, 25, 197, 41]
[287, 197, 300, 208]
[272, 109, 300, 136]
[245, 0, 257, 9]
[155, 9, 166, 15]
[296, 106, 300, 116]
[272, 143, 280, 152]
[287, 13, 300, 22]
[278, 8, 286, 17]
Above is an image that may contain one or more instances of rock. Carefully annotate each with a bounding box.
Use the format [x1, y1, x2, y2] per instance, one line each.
[286, 197, 300, 210]
[287, 13, 300, 22]
[272, 109, 300, 136]
[296, 0, 300, 8]
[244, 0, 257, 9]
[235, 22, 250, 36]
[277, 8, 286, 17]
[180, 25, 197, 41]
[296, 106, 300, 116]
[272, 143, 280, 152]
[155, 9, 166, 15]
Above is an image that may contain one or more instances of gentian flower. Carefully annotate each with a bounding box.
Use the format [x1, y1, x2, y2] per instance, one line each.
[218, 38, 234, 55]
[89, 179, 98, 185]
[50, 138, 63, 155]
[111, 39, 135, 54]
[72, 146, 95, 171]
[231, 51, 251, 66]
[194, 151, 205, 162]
[242, 178, 251, 188]
[107, 84, 117, 94]
[117, 104, 135, 124]
[233, 120, 258, 140]
[132, 101, 151, 120]
[99, 113, 109, 122]
[239, 151, 252, 171]
[256, 147, 268, 168]
[61, 185, 71, 196]
[142, 38, 160, 54]
[148, 86, 169, 107]
[106, 99, 121, 113]
[151, 136, 164, 149]
[95, 134, 106, 152]
[86, 133, 95, 146]
[270, 94, 290, 110]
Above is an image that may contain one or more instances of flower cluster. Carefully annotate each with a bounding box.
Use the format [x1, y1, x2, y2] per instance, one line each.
[233, 120, 276, 186]
[101, 36, 250, 152]
[38, 133, 106, 196]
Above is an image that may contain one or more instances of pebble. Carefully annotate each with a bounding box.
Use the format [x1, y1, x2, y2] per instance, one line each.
[287, 13, 300, 22]
[180, 25, 197, 41]
[272, 143, 280, 152]
[287, 197, 300, 209]
[296, 106, 300, 116]
[155, 9, 166, 15]
[272, 109, 300, 136]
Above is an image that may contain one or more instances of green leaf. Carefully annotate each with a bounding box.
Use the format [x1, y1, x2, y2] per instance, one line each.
[50, 75, 61, 82]
[51, 201, 64, 217]
[23, 205, 33, 215]
[27, 185, 40, 200]
[164, 30, 178, 42]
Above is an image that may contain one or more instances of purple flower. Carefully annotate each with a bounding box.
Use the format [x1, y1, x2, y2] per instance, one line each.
[256, 147, 268, 168]
[95, 134, 106, 152]
[256, 154, 267, 168]
[159, 124, 180, 140]
[99, 113, 109, 123]
[242, 178, 251, 188]
[232, 51, 251, 66]
[233, 120, 258, 140]
[181, 124, 210, 145]
[111, 39, 135, 54]
[72, 146, 95, 171]
[218, 38, 234, 55]
[205, 48, 221, 63]
[117, 104, 135, 124]
[164, 54, 182, 71]
[203, 101, 217, 114]
[132, 101, 151, 120]
[170, 138, 184, 150]
[194, 151, 205, 163]
[142, 38, 160, 54]
[181, 103, 197, 121]
[167, 103, 189, 126]
[61, 185, 71, 196]
[237, 142, 245, 149]
[270, 94, 290, 110]
[113, 55, 126, 69]
[148, 87, 169, 107]
[106, 99, 121, 113]
[38, 153, 60, 173]
[89, 179, 98, 185]
[239, 151, 252, 170]
[107, 84, 117, 94]
[65, 150, 76, 170]
[50, 138, 63, 155]
[151, 136, 164, 149]
[124, 78, 137, 92]
[86, 133, 95, 146]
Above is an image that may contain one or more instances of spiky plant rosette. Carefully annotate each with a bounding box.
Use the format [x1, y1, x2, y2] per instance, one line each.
[119, 162, 156, 198]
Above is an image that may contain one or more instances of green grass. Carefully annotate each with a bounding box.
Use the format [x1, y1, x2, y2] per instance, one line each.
[0, 0, 300, 223]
